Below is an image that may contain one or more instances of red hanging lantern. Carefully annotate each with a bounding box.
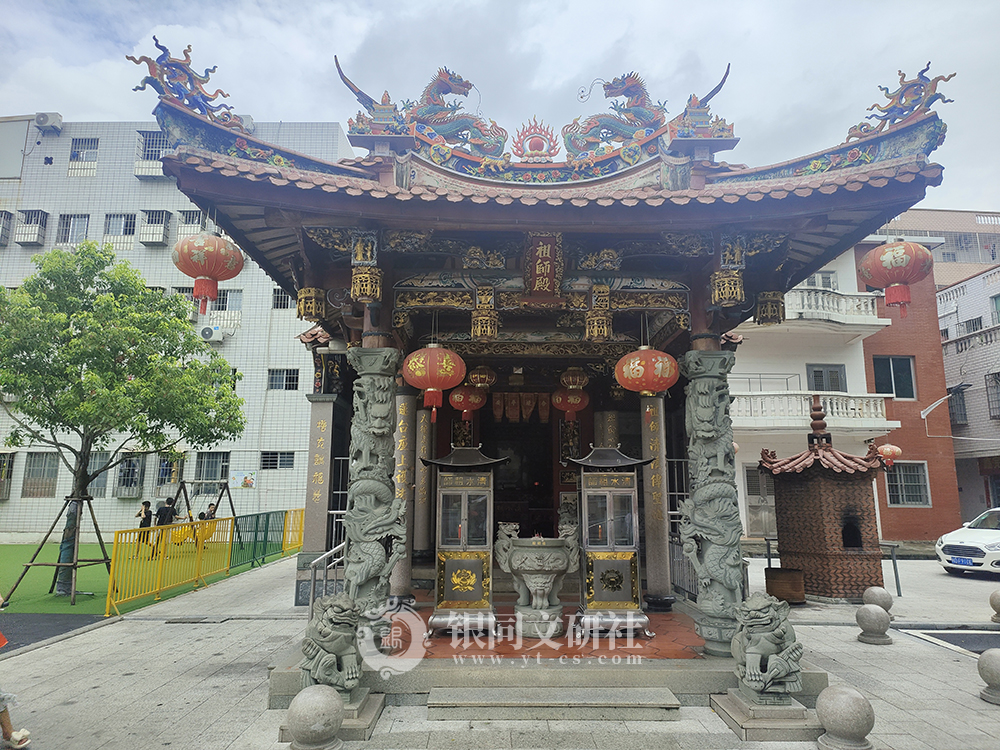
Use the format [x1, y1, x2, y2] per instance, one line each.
[614, 346, 679, 396]
[551, 387, 589, 422]
[858, 240, 933, 318]
[449, 385, 488, 421]
[877, 443, 902, 468]
[172, 232, 245, 314]
[402, 343, 466, 422]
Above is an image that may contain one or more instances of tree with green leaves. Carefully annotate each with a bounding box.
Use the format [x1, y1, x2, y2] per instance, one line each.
[0, 242, 245, 597]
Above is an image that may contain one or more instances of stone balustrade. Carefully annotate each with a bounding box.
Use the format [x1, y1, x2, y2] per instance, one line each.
[784, 288, 881, 322]
[730, 391, 896, 434]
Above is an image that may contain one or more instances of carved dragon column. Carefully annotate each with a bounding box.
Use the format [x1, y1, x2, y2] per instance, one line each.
[342, 229, 405, 615]
[343, 346, 402, 616]
[388, 386, 417, 600]
[678, 348, 743, 656]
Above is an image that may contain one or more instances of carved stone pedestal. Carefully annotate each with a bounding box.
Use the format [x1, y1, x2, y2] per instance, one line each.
[516, 605, 564, 639]
[711, 689, 823, 742]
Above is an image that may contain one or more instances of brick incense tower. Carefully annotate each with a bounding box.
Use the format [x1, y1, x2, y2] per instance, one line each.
[760, 396, 885, 600]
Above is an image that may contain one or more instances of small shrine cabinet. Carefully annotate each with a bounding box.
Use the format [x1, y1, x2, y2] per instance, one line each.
[422, 447, 507, 636]
[569, 447, 654, 637]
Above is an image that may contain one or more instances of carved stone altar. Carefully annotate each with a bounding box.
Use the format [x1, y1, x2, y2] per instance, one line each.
[496, 523, 580, 638]
[679, 350, 744, 656]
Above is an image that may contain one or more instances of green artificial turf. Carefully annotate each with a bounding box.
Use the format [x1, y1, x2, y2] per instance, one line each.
[0, 543, 287, 616]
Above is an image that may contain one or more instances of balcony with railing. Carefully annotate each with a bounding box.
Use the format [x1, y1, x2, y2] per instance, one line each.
[782, 288, 887, 334]
[730, 391, 898, 437]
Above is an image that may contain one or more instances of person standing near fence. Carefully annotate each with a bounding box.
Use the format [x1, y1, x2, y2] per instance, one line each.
[155, 498, 179, 527]
[135, 501, 153, 544]
[0, 598, 31, 748]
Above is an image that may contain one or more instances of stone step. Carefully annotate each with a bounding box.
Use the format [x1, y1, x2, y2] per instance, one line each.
[426, 686, 681, 721]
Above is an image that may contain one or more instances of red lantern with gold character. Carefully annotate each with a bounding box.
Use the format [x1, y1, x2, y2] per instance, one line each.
[449, 385, 487, 421]
[877, 443, 902, 468]
[172, 232, 245, 314]
[402, 344, 466, 422]
[614, 346, 679, 396]
[858, 240, 933, 318]
[551, 387, 590, 422]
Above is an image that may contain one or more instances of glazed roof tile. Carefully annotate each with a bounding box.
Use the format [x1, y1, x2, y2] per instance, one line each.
[759, 443, 883, 475]
[163, 145, 943, 211]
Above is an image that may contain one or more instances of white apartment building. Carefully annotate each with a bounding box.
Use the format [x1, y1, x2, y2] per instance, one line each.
[937, 263, 1000, 517]
[729, 249, 900, 538]
[0, 114, 352, 542]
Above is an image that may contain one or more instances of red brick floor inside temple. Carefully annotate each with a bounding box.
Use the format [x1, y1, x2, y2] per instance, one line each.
[392, 588, 705, 660]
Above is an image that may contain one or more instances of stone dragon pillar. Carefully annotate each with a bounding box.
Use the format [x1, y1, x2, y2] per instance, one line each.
[678, 349, 744, 656]
[343, 346, 404, 615]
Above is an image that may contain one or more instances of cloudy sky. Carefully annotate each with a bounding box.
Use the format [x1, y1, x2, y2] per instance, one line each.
[2, 0, 995, 210]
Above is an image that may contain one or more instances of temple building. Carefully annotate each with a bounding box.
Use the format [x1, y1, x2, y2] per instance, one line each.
[132, 43, 953, 657]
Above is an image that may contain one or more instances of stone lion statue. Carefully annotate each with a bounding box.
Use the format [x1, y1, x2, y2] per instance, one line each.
[299, 592, 362, 697]
[731, 591, 803, 697]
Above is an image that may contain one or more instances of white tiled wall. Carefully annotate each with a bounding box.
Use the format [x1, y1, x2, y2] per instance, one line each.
[0, 116, 351, 542]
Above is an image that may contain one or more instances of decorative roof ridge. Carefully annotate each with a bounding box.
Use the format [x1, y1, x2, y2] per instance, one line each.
[405, 150, 662, 189]
[759, 444, 882, 475]
[166, 144, 379, 182]
[759, 396, 883, 476]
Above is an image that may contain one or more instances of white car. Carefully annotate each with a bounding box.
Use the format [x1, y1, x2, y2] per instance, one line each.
[936, 508, 1000, 576]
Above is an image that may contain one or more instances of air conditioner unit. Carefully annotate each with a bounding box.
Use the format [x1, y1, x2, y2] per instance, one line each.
[199, 325, 224, 342]
[34, 112, 63, 133]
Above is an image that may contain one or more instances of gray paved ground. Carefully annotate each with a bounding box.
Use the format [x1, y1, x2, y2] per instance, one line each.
[0, 556, 997, 749]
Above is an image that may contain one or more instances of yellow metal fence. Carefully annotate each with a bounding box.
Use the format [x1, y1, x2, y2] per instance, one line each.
[105, 509, 303, 616]
[282, 508, 304, 555]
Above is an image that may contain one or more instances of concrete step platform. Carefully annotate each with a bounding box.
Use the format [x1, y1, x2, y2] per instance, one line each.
[427, 685, 681, 721]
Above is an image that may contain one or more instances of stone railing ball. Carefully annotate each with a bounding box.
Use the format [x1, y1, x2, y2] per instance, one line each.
[856, 603, 892, 645]
[287, 684, 346, 750]
[816, 684, 875, 750]
[862, 586, 893, 617]
[990, 590, 1000, 624]
[979, 648, 1000, 705]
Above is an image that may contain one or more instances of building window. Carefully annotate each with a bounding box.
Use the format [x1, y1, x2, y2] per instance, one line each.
[212, 289, 243, 312]
[87, 451, 110, 498]
[987, 373, 1000, 420]
[156, 454, 180, 486]
[959, 317, 983, 336]
[261, 451, 295, 470]
[268, 369, 299, 390]
[144, 210, 170, 226]
[804, 271, 838, 290]
[179, 210, 205, 229]
[942, 252, 957, 262]
[885, 461, 931, 506]
[949, 389, 968, 426]
[273, 288, 293, 309]
[940, 328, 949, 341]
[873, 356, 915, 399]
[991, 295, 1000, 327]
[0, 453, 13, 500]
[14, 210, 48, 245]
[22, 453, 59, 498]
[193, 451, 230, 496]
[68, 137, 99, 176]
[56, 214, 89, 245]
[137, 130, 169, 161]
[104, 214, 136, 236]
[115, 453, 146, 498]
[807, 364, 847, 392]
[0, 211, 12, 246]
